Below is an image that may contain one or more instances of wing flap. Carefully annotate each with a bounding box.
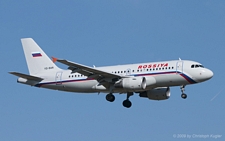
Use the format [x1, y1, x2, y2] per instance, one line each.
[9, 72, 43, 81]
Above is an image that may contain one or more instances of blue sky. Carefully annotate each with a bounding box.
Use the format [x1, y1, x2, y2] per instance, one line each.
[1, 0, 225, 140]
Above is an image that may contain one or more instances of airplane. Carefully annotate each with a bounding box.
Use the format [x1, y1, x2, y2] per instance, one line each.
[9, 38, 213, 108]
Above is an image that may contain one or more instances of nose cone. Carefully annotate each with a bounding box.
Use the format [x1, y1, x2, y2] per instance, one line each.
[206, 69, 214, 79]
[199, 69, 213, 82]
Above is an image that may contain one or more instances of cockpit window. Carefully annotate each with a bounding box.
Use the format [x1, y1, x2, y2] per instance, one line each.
[191, 64, 204, 68]
[199, 65, 204, 68]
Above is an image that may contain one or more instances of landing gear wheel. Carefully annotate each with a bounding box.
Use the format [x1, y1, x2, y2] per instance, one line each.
[181, 93, 187, 99]
[122, 100, 132, 108]
[106, 94, 115, 102]
[180, 85, 187, 99]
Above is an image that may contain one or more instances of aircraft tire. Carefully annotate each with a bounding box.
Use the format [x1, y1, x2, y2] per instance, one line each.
[106, 94, 115, 102]
[181, 93, 187, 99]
[122, 100, 132, 108]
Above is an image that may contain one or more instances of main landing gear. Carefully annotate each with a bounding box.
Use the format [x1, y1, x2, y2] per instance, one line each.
[122, 92, 133, 108]
[105, 92, 133, 108]
[106, 93, 115, 102]
[180, 85, 187, 99]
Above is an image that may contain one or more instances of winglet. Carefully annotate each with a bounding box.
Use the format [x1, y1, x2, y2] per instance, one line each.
[52, 57, 58, 63]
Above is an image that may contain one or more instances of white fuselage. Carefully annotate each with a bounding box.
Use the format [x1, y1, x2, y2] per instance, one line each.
[33, 60, 213, 94]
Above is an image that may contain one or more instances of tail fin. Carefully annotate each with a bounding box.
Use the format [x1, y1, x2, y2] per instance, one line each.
[21, 38, 61, 75]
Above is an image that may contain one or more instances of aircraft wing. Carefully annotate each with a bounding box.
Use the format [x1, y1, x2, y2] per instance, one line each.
[57, 59, 122, 81]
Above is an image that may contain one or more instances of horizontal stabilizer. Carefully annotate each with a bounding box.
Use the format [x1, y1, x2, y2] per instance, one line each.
[9, 72, 43, 81]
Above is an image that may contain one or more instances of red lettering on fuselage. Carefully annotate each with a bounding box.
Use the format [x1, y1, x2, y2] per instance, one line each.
[137, 63, 169, 69]
[143, 65, 147, 68]
[164, 63, 168, 67]
[138, 65, 143, 69]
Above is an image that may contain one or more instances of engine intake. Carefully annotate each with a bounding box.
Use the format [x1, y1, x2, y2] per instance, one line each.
[139, 87, 170, 100]
[114, 77, 146, 91]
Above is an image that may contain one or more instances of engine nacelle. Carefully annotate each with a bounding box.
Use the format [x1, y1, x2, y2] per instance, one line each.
[114, 77, 146, 91]
[139, 87, 170, 100]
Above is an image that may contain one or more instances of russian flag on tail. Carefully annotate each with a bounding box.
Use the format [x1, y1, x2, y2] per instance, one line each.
[32, 52, 42, 57]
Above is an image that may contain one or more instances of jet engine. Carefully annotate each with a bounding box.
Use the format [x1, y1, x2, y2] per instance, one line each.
[139, 87, 170, 100]
[114, 77, 146, 91]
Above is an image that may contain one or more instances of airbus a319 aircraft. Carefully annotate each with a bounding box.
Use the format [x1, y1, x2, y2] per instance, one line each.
[9, 38, 213, 108]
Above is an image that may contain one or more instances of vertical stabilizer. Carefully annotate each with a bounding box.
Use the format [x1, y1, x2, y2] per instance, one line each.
[21, 38, 61, 75]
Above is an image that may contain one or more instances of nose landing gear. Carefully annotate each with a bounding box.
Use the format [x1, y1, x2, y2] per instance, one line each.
[180, 85, 187, 99]
[181, 93, 187, 99]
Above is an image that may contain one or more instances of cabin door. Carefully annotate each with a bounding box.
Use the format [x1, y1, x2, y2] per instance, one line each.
[176, 61, 183, 74]
[55, 72, 63, 85]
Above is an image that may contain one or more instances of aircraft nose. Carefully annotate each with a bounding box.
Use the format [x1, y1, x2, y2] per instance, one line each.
[197, 69, 213, 82]
[206, 69, 214, 79]
[201, 69, 213, 81]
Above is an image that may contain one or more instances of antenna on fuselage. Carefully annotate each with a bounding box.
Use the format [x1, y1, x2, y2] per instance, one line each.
[179, 58, 182, 61]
